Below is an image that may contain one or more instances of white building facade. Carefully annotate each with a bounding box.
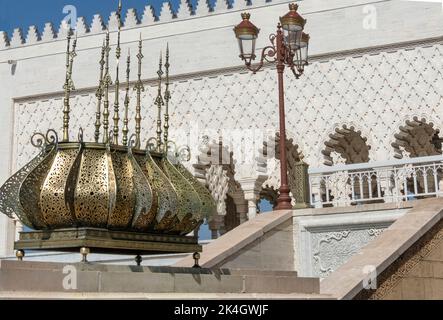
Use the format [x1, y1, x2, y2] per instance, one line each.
[1, 0, 443, 256]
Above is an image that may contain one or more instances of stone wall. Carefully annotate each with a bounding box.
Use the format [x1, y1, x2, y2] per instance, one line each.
[382, 240, 443, 299]
[214, 218, 295, 271]
[362, 216, 443, 300]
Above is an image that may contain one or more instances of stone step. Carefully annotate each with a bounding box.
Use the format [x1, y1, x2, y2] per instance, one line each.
[0, 261, 317, 295]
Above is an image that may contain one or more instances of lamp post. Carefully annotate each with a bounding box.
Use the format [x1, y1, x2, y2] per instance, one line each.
[234, 3, 309, 210]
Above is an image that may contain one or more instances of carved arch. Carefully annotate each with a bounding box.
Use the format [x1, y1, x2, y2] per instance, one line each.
[257, 132, 305, 208]
[392, 116, 442, 159]
[259, 185, 279, 210]
[193, 137, 243, 238]
[322, 125, 371, 166]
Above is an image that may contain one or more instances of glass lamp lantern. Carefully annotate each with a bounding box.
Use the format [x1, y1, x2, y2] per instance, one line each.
[279, 3, 306, 52]
[299, 32, 310, 66]
[234, 13, 260, 62]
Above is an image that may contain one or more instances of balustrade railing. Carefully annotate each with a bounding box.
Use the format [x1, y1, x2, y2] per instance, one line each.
[308, 155, 443, 207]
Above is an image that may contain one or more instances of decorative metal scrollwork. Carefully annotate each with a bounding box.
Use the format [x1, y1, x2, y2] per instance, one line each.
[128, 133, 137, 154]
[31, 133, 47, 149]
[146, 137, 161, 153]
[166, 141, 191, 163]
[31, 129, 59, 149]
[77, 127, 84, 143]
[177, 145, 191, 162]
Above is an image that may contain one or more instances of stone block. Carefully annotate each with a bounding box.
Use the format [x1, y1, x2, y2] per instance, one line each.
[244, 275, 319, 294]
[400, 277, 425, 300]
[98, 271, 175, 293]
[381, 285, 403, 300]
[173, 273, 243, 293]
[430, 261, 443, 279]
[423, 278, 443, 300]
[0, 267, 100, 292]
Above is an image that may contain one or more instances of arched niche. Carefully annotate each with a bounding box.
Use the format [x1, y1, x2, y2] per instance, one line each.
[322, 125, 371, 166]
[194, 137, 242, 239]
[392, 117, 442, 159]
[257, 132, 306, 209]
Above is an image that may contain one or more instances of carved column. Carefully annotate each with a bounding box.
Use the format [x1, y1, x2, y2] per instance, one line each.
[231, 191, 248, 224]
[310, 173, 323, 208]
[208, 215, 225, 240]
[378, 166, 395, 203]
[238, 177, 264, 220]
[292, 160, 311, 209]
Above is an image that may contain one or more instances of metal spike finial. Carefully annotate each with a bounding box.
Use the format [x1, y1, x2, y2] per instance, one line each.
[62, 31, 77, 142]
[155, 51, 165, 153]
[102, 30, 112, 144]
[134, 34, 144, 150]
[112, 0, 123, 145]
[94, 39, 106, 143]
[122, 49, 130, 146]
[164, 43, 171, 148]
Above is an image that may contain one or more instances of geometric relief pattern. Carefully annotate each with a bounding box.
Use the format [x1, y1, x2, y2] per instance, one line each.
[14, 43, 443, 179]
[311, 227, 386, 278]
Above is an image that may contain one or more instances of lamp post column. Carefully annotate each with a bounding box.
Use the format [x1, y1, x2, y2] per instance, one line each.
[275, 26, 292, 210]
[234, 5, 309, 210]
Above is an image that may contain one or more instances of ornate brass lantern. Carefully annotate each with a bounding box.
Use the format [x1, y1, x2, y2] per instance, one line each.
[0, 1, 216, 260]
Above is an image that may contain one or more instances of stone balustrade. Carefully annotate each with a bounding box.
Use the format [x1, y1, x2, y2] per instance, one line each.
[309, 155, 443, 208]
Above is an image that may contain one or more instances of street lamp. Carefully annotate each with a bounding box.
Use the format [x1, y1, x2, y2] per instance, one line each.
[234, 3, 309, 210]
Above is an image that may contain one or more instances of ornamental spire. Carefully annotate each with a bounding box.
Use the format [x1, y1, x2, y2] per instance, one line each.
[102, 30, 112, 144]
[62, 30, 77, 142]
[154, 52, 165, 153]
[122, 49, 131, 146]
[134, 33, 144, 150]
[164, 43, 171, 147]
[94, 39, 106, 143]
[112, 0, 123, 145]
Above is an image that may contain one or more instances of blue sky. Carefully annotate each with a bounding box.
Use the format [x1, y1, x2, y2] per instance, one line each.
[0, 0, 221, 36]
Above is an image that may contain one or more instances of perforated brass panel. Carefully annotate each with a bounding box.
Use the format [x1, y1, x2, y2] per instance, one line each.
[156, 157, 202, 233]
[175, 162, 216, 220]
[155, 212, 178, 233]
[19, 148, 58, 230]
[0, 147, 53, 229]
[74, 147, 110, 227]
[134, 152, 179, 231]
[173, 212, 201, 235]
[40, 147, 80, 228]
[108, 150, 135, 229]
[129, 151, 156, 231]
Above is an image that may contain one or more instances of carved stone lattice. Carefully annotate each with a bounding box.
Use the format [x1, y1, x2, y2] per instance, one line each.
[206, 165, 230, 216]
[194, 139, 240, 217]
